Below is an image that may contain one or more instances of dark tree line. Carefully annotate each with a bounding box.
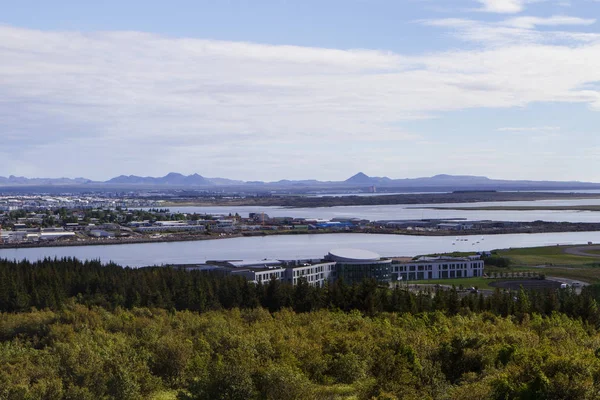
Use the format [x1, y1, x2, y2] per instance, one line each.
[2, 257, 600, 324]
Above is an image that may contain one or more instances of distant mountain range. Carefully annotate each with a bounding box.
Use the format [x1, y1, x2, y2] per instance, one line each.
[0, 176, 93, 186]
[1, 172, 600, 191]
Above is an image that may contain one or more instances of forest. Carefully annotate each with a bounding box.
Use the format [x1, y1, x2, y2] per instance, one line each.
[3, 258, 600, 399]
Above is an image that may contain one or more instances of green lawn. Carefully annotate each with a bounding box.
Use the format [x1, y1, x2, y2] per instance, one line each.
[496, 246, 599, 266]
[485, 245, 600, 284]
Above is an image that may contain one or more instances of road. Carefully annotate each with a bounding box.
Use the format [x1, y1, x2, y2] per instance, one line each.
[564, 245, 600, 258]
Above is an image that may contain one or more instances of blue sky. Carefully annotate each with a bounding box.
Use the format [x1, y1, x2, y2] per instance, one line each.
[1, 0, 600, 181]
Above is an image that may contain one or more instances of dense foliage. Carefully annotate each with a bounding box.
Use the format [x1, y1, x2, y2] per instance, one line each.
[482, 256, 512, 268]
[4, 306, 600, 399]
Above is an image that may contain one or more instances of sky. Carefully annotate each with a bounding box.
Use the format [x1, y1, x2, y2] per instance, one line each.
[1, 0, 600, 182]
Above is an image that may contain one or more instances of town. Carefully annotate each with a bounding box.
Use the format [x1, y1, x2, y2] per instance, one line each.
[2, 196, 600, 246]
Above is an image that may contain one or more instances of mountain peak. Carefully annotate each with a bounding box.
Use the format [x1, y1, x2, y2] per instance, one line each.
[345, 172, 392, 185]
[346, 172, 370, 182]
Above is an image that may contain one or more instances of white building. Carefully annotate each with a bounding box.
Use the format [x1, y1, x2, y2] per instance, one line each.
[204, 251, 485, 286]
[392, 256, 484, 282]
[234, 268, 286, 284]
[213, 259, 337, 287]
[283, 261, 337, 287]
[135, 224, 206, 233]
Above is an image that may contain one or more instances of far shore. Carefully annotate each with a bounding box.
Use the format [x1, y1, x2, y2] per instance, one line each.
[411, 205, 600, 212]
[4, 224, 600, 250]
[155, 191, 600, 209]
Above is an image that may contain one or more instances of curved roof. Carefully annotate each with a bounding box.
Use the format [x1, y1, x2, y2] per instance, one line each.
[328, 248, 381, 262]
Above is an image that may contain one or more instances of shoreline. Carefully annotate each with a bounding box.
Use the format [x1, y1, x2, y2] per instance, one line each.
[3, 225, 600, 250]
[157, 192, 600, 209]
[413, 205, 600, 212]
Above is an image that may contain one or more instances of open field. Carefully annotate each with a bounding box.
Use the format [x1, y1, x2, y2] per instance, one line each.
[496, 245, 600, 266]
[487, 245, 600, 283]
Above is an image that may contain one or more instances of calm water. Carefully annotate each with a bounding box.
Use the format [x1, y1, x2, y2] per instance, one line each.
[158, 198, 600, 223]
[1, 232, 599, 268]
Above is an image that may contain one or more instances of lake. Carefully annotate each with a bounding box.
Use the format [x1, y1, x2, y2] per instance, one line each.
[1, 232, 599, 268]
[157, 198, 600, 223]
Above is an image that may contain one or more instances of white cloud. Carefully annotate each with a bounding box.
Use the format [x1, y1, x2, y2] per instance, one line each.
[497, 126, 561, 131]
[503, 15, 596, 29]
[1, 23, 600, 179]
[477, 0, 527, 13]
[422, 14, 599, 46]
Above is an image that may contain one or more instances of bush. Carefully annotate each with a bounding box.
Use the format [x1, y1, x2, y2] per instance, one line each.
[483, 256, 512, 268]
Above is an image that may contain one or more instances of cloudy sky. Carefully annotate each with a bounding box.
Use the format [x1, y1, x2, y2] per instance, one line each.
[1, 0, 600, 182]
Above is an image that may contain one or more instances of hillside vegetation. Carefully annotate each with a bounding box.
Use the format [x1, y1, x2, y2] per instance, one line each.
[5, 306, 600, 399]
[3, 258, 600, 399]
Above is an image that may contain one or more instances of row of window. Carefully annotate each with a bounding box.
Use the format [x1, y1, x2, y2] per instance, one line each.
[292, 273, 325, 284]
[397, 269, 481, 280]
[393, 263, 484, 273]
[292, 264, 334, 277]
[256, 271, 283, 282]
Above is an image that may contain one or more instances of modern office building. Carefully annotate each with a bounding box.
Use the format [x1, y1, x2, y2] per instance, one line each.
[233, 267, 287, 285]
[325, 249, 392, 284]
[192, 250, 484, 286]
[281, 259, 337, 287]
[391, 256, 484, 282]
[204, 258, 336, 287]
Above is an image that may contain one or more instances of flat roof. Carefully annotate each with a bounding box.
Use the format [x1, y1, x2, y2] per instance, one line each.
[227, 260, 282, 268]
[328, 248, 381, 262]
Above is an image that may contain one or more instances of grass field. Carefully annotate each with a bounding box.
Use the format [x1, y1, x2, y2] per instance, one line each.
[496, 246, 600, 266]
[501, 265, 600, 284]
[484, 245, 600, 284]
